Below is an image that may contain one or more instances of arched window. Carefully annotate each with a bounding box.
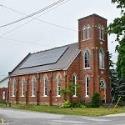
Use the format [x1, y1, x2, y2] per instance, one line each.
[12, 78, 16, 97]
[21, 77, 26, 97]
[84, 50, 90, 68]
[99, 49, 105, 69]
[43, 75, 49, 96]
[31, 76, 36, 97]
[85, 76, 90, 97]
[56, 73, 62, 96]
[72, 74, 77, 97]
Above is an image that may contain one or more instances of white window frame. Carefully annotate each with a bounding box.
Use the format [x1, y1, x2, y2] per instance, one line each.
[31, 76, 36, 97]
[85, 76, 90, 97]
[84, 50, 90, 69]
[12, 79, 16, 97]
[43, 75, 48, 97]
[72, 74, 77, 97]
[99, 48, 105, 69]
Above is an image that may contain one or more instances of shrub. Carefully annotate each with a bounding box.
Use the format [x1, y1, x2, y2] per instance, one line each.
[61, 100, 71, 108]
[91, 93, 101, 108]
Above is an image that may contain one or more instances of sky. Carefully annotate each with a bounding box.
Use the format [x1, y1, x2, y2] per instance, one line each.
[0, 0, 121, 80]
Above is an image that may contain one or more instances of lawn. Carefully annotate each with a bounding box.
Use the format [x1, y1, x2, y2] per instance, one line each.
[0, 103, 125, 116]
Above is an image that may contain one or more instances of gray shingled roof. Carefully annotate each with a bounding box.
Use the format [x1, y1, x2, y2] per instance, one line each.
[10, 43, 80, 76]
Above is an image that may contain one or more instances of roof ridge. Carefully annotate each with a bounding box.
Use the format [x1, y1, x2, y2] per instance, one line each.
[31, 42, 77, 55]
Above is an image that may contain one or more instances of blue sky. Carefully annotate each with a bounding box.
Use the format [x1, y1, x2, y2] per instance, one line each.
[0, 0, 120, 80]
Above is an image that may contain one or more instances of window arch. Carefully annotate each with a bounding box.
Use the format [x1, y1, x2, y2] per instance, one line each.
[43, 74, 49, 96]
[31, 76, 36, 97]
[84, 50, 90, 68]
[21, 77, 26, 97]
[72, 74, 77, 97]
[85, 76, 90, 97]
[99, 48, 105, 69]
[12, 78, 16, 97]
[56, 73, 62, 97]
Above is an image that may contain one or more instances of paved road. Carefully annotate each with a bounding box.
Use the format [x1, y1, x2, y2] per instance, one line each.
[0, 108, 125, 125]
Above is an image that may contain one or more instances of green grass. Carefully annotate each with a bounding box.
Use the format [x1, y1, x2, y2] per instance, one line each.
[0, 103, 125, 116]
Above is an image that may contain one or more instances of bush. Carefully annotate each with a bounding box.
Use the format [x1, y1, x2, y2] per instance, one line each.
[70, 102, 86, 108]
[61, 100, 71, 108]
[91, 93, 101, 108]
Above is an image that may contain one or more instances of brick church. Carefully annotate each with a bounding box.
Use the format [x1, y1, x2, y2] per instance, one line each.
[8, 14, 111, 105]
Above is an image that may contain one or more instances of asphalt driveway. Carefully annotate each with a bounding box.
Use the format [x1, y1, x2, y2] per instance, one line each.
[0, 108, 125, 125]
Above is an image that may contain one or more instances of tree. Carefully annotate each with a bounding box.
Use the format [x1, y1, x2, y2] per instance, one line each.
[108, 0, 125, 102]
[109, 54, 119, 102]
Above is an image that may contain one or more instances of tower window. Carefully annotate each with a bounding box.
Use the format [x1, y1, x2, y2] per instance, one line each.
[99, 49, 105, 69]
[84, 50, 90, 68]
[99, 26, 105, 41]
[83, 25, 91, 40]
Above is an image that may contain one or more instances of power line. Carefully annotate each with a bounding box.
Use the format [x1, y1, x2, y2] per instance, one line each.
[0, 0, 75, 39]
[0, 0, 69, 29]
[2, 4, 76, 32]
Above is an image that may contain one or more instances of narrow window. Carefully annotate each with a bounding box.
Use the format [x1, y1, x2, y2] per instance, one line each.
[99, 26, 105, 40]
[2, 91, 6, 100]
[87, 26, 91, 39]
[56, 74, 62, 96]
[12, 79, 16, 97]
[21, 78, 25, 97]
[83, 25, 91, 40]
[31, 76, 36, 97]
[85, 76, 90, 97]
[72, 75, 77, 97]
[43, 75, 49, 96]
[84, 50, 90, 68]
[99, 49, 105, 69]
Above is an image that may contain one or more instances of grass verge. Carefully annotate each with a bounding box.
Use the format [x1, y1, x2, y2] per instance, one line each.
[0, 103, 125, 116]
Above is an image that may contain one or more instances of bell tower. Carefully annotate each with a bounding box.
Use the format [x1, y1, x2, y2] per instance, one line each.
[78, 14, 111, 103]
